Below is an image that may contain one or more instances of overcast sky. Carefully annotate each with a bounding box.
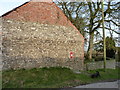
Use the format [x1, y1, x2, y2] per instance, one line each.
[0, 0, 30, 16]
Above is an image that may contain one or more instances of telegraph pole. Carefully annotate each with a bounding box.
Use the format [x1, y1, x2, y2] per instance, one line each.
[101, 0, 106, 71]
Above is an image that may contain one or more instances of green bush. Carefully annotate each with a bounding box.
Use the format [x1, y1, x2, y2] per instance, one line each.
[116, 47, 120, 62]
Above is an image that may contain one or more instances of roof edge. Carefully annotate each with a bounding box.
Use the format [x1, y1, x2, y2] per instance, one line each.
[1, 0, 54, 17]
[54, 3, 84, 40]
[1, 1, 30, 17]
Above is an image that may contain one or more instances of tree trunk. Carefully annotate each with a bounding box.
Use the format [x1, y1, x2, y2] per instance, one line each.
[87, 32, 94, 60]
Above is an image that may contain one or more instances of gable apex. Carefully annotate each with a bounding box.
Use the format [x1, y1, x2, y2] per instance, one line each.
[2, 1, 84, 39]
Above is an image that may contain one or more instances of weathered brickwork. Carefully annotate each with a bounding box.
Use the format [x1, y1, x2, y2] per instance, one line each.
[1, 1, 84, 71]
[3, 2, 71, 26]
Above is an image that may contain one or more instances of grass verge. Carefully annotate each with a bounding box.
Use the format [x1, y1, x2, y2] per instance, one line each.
[2, 67, 120, 88]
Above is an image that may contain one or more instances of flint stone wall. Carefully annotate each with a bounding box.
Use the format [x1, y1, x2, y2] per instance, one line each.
[0, 18, 2, 71]
[85, 60, 116, 70]
[2, 19, 84, 71]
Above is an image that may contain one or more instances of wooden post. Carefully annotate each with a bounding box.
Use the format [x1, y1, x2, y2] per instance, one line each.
[101, 0, 106, 71]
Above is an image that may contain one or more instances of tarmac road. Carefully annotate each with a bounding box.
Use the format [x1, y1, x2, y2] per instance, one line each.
[75, 80, 120, 88]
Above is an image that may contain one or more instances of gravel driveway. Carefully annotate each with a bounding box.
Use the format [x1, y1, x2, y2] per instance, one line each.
[75, 80, 120, 88]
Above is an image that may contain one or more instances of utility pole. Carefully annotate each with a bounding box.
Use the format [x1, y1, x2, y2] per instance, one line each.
[101, 0, 106, 71]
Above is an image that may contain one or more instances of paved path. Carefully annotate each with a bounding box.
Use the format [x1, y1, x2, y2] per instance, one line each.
[75, 80, 120, 88]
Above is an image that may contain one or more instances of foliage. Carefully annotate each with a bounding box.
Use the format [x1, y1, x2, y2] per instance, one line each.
[2, 67, 120, 88]
[94, 36, 116, 58]
[116, 47, 120, 61]
[94, 40, 103, 52]
[106, 37, 116, 50]
[94, 37, 116, 51]
[106, 37, 116, 58]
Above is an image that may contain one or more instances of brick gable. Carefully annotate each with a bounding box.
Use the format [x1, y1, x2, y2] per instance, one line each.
[2, 1, 84, 39]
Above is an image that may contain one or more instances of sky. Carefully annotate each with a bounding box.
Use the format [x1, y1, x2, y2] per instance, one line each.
[0, 0, 30, 16]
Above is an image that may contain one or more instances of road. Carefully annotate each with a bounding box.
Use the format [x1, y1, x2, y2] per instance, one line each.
[75, 80, 120, 88]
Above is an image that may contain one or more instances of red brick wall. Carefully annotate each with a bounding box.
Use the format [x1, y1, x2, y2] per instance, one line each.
[3, 2, 68, 26]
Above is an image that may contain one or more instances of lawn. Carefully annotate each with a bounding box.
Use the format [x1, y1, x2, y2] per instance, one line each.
[2, 67, 120, 88]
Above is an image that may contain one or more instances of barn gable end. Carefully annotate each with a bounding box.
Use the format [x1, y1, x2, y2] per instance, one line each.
[1, 0, 84, 71]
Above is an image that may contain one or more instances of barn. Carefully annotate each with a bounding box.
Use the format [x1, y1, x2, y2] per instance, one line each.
[1, 0, 84, 71]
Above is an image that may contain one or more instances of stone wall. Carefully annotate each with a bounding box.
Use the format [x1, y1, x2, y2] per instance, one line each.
[0, 18, 2, 70]
[85, 60, 116, 70]
[2, 19, 84, 71]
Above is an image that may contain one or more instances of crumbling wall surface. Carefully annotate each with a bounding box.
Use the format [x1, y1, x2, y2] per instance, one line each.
[2, 19, 84, 71]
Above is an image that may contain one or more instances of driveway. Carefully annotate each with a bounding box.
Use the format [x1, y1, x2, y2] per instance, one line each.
[75, 80, 120, 88]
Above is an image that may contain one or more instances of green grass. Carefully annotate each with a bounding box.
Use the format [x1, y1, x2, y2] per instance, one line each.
[2, 67, 120, 88]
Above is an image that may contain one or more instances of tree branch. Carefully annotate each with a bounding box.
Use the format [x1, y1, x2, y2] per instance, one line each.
[105, 20, 120, 26]
[99, 27, 120, 34]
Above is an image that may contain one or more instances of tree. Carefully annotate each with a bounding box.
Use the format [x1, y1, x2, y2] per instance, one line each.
[86, 1, 119, 60]
[106, 37, 116, 58]
[55, 1, 120, 60]
[94, 36, 116, 58]
[55, 2, 87, 36]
